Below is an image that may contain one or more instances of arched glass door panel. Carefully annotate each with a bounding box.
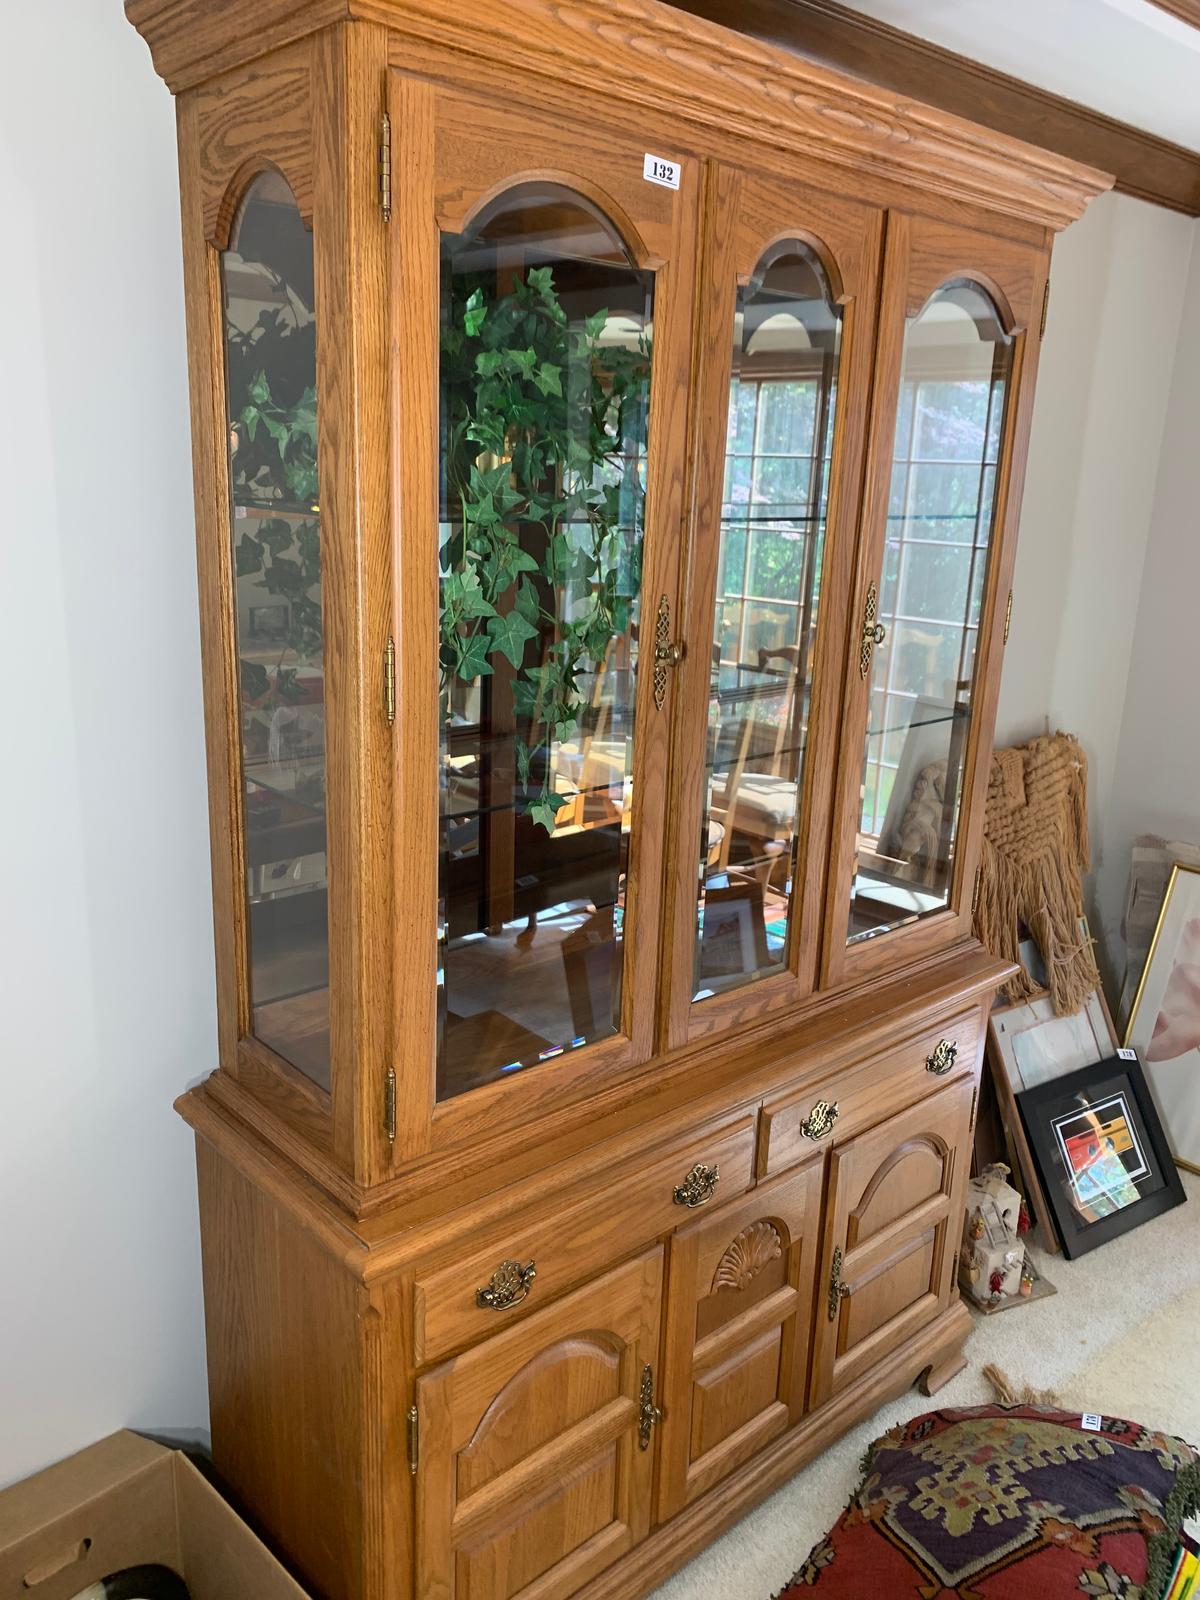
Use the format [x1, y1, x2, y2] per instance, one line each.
[694, 243, 841, 1002]
[221, 172, 329, 1088]
[847, 280, 1011, 946]
[437, 185, 653, 1101]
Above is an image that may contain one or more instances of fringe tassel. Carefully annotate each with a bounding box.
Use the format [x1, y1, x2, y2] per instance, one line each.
[981, 1363, 1060, 1408]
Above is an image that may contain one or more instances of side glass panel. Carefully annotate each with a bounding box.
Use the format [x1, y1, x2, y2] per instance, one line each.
[437, 186, 653, 1102]
[694, 244, 841, 1002]
[221, 173, 329, 1089]
[848, 281, 1012, 946]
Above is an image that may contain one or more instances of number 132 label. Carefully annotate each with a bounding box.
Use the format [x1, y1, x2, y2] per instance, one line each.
[643, 153, 681, 190]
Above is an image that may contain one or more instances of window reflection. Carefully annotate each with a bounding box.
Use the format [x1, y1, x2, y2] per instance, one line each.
[695, 244, 841, 1000]
[849, 281, 1011, 945]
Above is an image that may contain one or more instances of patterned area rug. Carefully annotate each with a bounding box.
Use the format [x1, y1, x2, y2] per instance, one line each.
[778, 1405, 1200, 1599]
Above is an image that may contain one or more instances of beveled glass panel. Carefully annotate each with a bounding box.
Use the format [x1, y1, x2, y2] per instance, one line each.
[221, 173, 329, 1087]
[436, 185, 653, 1102]
[694, 244, 841, 1002]
[848, 281, 1012, 946]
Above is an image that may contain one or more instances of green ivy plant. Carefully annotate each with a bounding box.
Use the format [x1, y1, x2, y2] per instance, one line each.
[440, 264, 651, 832]
[226, 299, 322, 711]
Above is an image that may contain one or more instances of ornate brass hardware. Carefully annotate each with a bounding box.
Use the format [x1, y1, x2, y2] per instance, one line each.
[1003, 589, 1014, 646]
[926, 1039, 958, 1076]
[673, 1162, 719, 1208]
[406, 1404, 419, 1476]
[653, 593, 684, 710]
[800, 1099, 839, 1141]
[858, 582, 886, 679]
[379, 112, 392, 221]
[385, 1066, 397, 1145]
[475, 1259, 537, 1310]
[827, 1246, 851, 1321]
[638, 1363, 663, 1450]
[383, 635, 396, 725]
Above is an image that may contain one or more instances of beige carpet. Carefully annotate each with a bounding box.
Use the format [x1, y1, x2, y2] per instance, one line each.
[651, 1169, 1200, 1600]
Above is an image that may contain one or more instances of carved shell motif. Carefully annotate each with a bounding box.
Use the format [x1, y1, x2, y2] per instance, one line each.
[712, 1221, 783, 1293]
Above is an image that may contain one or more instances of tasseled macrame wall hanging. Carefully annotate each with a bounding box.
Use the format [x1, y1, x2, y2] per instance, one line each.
[974, 731, 1099, 1015]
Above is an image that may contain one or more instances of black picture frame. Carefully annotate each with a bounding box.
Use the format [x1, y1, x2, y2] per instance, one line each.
[1017, 1053, 1186, 1259]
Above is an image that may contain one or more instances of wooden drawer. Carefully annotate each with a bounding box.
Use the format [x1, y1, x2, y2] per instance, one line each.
[758, 1008, 982, 1181]
[413, 1115, 756, 1364]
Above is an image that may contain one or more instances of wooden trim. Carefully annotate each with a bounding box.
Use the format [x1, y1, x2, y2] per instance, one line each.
[664, 0, 1198, 218]
[127, 0, 1109, 231]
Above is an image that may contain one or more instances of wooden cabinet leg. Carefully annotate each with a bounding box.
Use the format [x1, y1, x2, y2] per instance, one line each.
[917, 1352, 968, 1397]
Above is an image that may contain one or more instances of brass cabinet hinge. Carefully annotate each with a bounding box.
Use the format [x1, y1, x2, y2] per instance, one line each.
[406, 1404, 418, 1475]
[972, 864, 982, 916]
[385, 1067, 397, 1144]
[1003, 589, 1013, 646]
[379, 112, 392, 222]
[970, 1083, 979, 1131]
[383, 635, 396, 725]
[1039, 279, 1050, 340]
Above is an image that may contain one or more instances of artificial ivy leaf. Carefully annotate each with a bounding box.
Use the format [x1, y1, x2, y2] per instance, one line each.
[240, 658, 269, 701]
[263, 554, 305, 598]
[553, 717, 578, 745]
[464, 288, 487, 337]
[486, 609, 539, 669]
[240, 405, 261, 443]
[443, 567, 495, 620]
[455, 633, 494, 680]
[534, 363, 562, 398]
[526, 265, 555, 301]
[290, 386, 318, 446]
[248, 371, 272, 407]
[514, 742, 533, 786]
[527, 790, 571, 833]
[584, 309, 608, 340]
[236, 533, 264, 576]
[260, 519, 295, 556]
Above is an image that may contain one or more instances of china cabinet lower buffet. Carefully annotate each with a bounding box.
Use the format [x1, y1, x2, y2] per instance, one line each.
[125, 2, 1110, 1597]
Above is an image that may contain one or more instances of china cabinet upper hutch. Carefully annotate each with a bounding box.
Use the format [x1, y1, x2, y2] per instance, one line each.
[125, 1, 1109, 1596]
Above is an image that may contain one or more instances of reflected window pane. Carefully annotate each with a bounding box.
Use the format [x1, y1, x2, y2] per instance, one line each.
[436, 185, 653, 1101]
[849, 281, 1011, 946]
[222, 173, 330, 1089]
[696, 244, 842, 1002]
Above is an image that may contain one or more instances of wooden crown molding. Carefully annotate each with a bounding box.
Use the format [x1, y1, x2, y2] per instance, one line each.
[127, 0, 1110, 233]
[664, 0, 1200, 217]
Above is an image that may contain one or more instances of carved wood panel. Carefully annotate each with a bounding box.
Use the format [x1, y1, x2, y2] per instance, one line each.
[811, 1077, 973, 1406]
[414, 1251, 662, 1600]
[657, 1159, 822, 1520]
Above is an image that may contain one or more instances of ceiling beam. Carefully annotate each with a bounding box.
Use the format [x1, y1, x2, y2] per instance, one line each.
[664, 0, 1200, 217]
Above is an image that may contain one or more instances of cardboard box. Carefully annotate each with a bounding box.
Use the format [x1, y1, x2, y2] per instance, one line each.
[0, 1433, 310, 1600]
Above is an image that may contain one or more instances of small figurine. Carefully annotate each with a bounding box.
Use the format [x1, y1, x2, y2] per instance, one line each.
[968, 1211, 986, 1242]
[988, 1269, 1005, 1304]
[1017, 1201, 1032, 1234]
[960, 1169, 1027, 1308]
[1020, 1270, 1034, 1299]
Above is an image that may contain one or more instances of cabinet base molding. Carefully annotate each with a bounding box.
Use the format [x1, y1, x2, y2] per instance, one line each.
[581, 1298, 972, 1600]
[918, 1350, 970, 1397]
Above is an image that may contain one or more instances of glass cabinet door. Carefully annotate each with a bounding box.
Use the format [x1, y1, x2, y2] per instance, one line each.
[390, 75, 697, 1139]
[220, 173, 330, 1090]
[661, 168, 883, 1049]
[830, 214, 1044, 979]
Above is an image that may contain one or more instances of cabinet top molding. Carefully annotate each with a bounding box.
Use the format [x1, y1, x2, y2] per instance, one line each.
[125, 0, 1111, 233]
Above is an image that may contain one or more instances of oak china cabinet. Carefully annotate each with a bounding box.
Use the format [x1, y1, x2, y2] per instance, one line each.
[125, 2, 1109, 1597]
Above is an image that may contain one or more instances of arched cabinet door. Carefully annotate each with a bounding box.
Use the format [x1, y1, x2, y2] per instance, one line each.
[662, 166, 884, 1052]
[657, 1159, 823, 1520]
[413, 1251, 663, 1600]
[811, 1077, 974, 1405]
[388, 73, 700, 1157]
[825, 216, 1049, 988]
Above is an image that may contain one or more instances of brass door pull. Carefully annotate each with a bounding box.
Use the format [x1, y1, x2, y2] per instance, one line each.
[858, 581, 887, 679]
[673, 1162, 719, 1208]
[926, 1039, 958, 1076]
[638, 1363, 663, 1449]
[827, 1246, 851, 1321]
[653, 593, 685, 710]
[476, 1259, 537, 1310]
[801, 1100, 839, 1141]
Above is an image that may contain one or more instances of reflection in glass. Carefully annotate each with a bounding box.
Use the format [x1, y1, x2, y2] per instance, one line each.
[437, 186, 653, 1101]
[848, 281, 1011, 945]
[221, 173, 329, 1086]
[695, 244, 841, 1000]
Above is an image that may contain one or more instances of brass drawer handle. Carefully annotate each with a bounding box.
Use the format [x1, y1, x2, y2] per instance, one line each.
[926, 1039, 958, 1076]
[673, 1162, 719, 1208]
[801, 1099, 839, 1141]
[476, 1258, 537, 1311]
[827, 1246, 851, 1321]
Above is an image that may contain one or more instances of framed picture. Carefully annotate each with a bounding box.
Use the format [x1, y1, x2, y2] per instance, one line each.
[248, 602, 289, 640]
[696, 874, 770, 988]
[1016, 1056, 1186, 1258]
[1125, 861, 1200, 1174]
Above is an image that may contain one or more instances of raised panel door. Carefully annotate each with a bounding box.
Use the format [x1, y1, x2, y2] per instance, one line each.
[414, 1250, 662, 1600]
[811, 1077, 973, 1404]
[657, 1159, 823, 1519]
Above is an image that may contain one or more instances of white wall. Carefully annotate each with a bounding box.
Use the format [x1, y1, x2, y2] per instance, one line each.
[1092, 227, 1200, 991]
[996, 191, 1197, 908]
[0, 7, 212, 1486]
